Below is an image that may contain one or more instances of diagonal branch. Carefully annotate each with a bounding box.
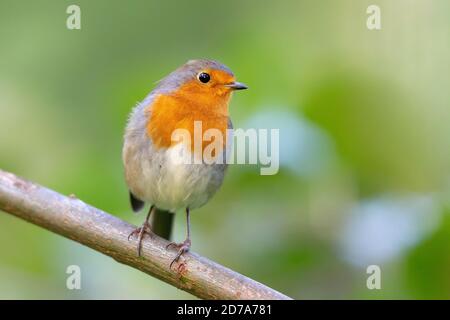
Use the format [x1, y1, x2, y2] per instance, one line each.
[0, 169, 291, 300]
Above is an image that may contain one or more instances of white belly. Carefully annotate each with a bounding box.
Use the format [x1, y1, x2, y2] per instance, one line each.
[124, 141, 226, 212]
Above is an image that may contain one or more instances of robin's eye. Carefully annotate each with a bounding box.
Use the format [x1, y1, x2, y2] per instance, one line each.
[198, 72, 210, 83]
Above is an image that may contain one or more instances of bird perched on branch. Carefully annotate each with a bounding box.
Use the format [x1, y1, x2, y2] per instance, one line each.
[123, 59, 247, 267]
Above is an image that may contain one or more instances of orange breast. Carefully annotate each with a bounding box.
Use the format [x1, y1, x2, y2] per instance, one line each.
[146, 80, 231, 156]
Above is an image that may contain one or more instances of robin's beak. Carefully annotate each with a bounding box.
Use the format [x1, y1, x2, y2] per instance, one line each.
[225, 82, 248, 90]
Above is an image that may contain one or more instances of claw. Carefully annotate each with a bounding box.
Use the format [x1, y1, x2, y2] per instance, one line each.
[166, 242, 178, 250]
[127, 228, 141, 241]
[168, 239, 191, 269]
[128, 223, 153, 257]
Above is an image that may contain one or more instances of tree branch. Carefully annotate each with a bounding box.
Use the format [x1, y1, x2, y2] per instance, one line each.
[0, 169, 291, 300]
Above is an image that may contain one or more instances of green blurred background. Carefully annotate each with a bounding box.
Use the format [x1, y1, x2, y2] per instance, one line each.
[1, 0, 449, 299]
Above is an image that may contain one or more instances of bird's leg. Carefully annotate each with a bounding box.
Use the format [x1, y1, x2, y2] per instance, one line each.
[167, 208, 191, 268]
[128, 205, 155, 256]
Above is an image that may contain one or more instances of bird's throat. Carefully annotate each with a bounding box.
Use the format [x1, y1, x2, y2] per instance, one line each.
[146, 90, 230, 154]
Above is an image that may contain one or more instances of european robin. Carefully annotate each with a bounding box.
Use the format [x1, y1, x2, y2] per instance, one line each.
[123, 59, 247, 267]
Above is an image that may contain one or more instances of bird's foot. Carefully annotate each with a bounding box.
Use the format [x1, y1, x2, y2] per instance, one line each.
[128, 222, 154, 257]
[167, 238, 191, 269]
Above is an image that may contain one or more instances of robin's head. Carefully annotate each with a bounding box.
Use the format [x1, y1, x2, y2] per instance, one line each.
[144, 59, 246, 150]
[155, 59, 247, 98]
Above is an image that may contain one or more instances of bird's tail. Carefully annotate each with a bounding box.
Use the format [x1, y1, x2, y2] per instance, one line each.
[150, 208, 174, 240]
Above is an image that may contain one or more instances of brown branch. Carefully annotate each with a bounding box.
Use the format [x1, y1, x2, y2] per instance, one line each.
[0, 169, 291, 300]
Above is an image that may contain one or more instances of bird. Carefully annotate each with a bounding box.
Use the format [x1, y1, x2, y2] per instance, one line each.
[122, 59, 247, 267]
